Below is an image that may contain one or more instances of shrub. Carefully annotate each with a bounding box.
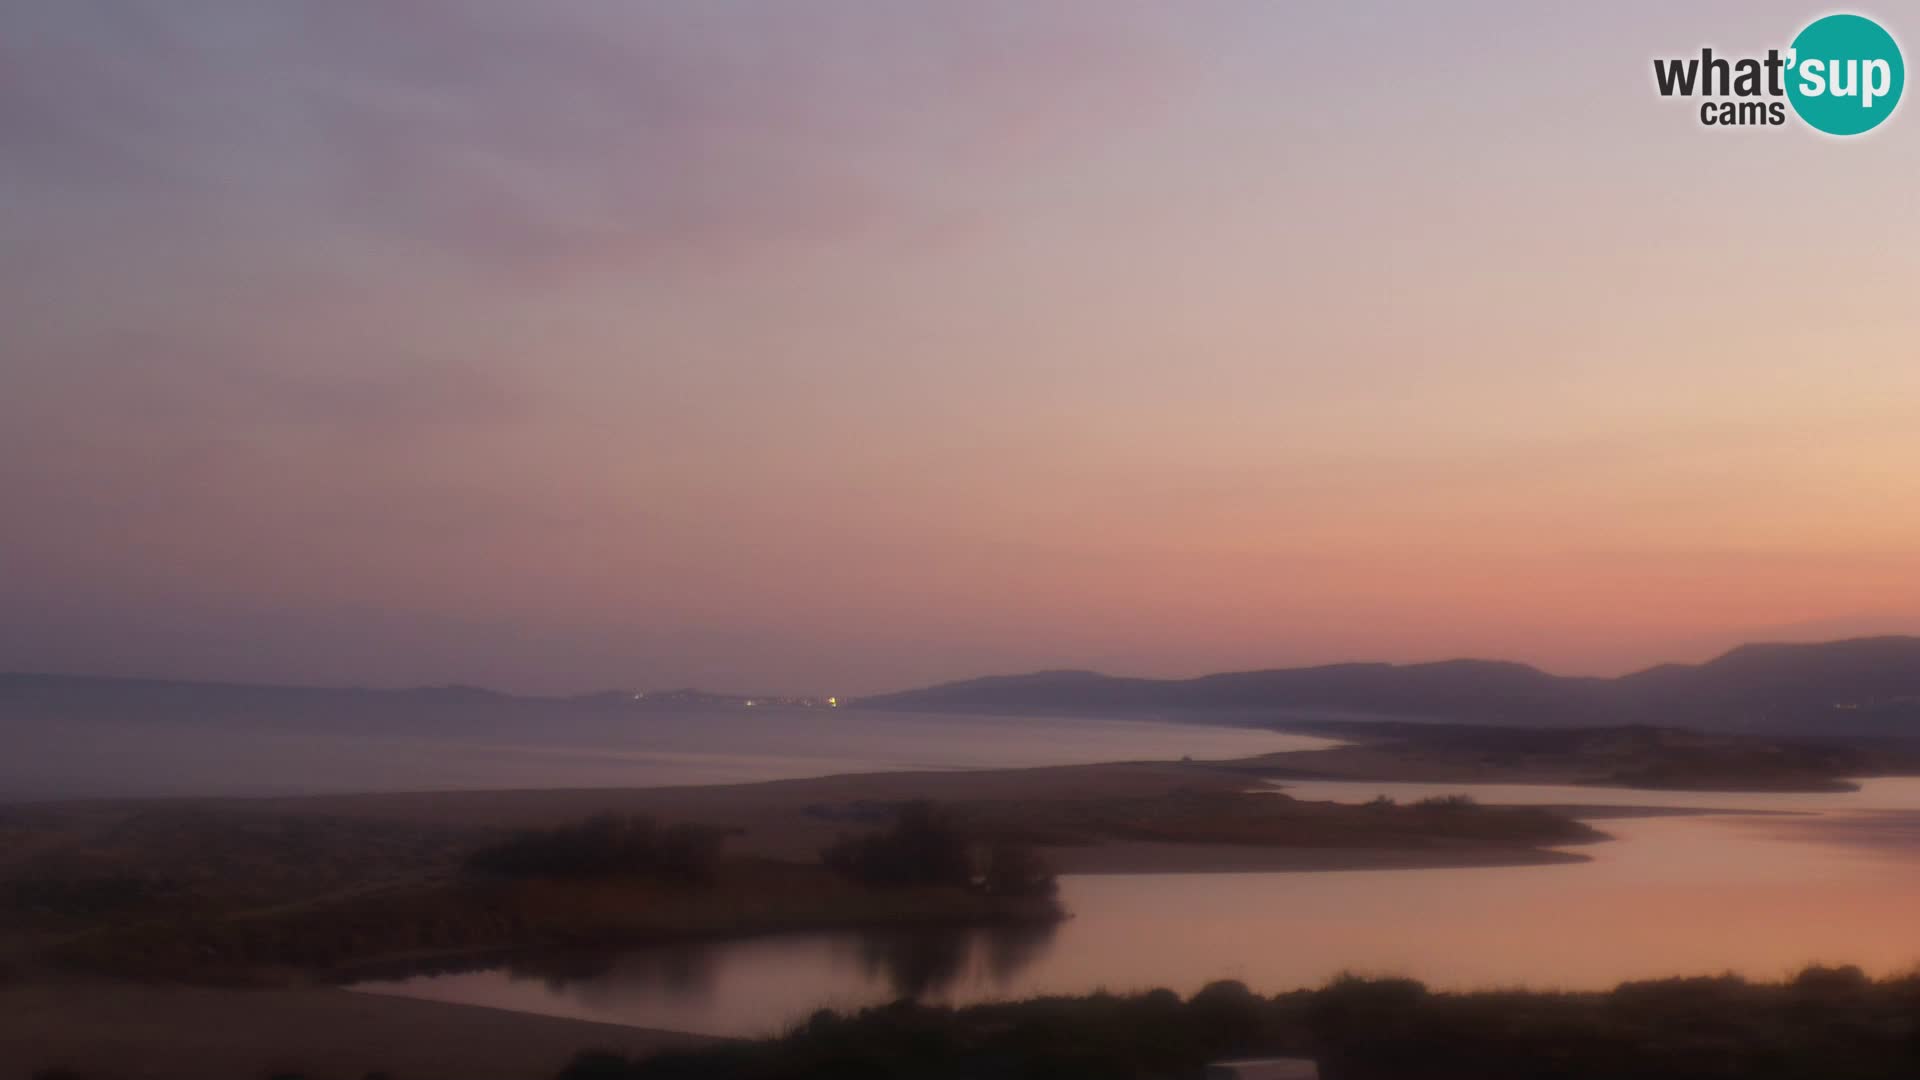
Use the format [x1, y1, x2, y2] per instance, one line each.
[562, 970, 1920, 1080]
[821, 802, 1058, 899]
[1188, 979, 1265, 1050]
[820, 801, 973, 890]
[1412, 794, 1479, 811]
[981, 841, 1057, 899]
[464, 814, 726, 883]
[1791, 963, 1871, 996]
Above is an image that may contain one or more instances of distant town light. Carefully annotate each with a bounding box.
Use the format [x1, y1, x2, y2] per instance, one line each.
[828, 696, 838, 707]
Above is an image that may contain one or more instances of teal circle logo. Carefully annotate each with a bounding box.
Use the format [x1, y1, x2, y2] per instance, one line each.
[1787, 14, 1904, 135]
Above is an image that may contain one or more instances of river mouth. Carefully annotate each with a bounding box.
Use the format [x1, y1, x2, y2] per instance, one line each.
[351, 776, 1920, 1038]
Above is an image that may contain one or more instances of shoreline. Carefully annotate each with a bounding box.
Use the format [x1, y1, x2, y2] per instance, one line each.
[7, 734, 1914, 1076]
[2, 755, 1603, 992]
[5, 735, 1876, 900]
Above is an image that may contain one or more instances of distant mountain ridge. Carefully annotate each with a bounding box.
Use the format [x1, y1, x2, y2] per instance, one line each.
[0, 674, 800, 709]
[0, 673, 802, 734]
[856, 637, 1920, 735]
[6, 636, 1920, 736]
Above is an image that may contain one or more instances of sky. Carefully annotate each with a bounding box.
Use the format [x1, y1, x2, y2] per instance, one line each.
[3, 2, 1918, 696]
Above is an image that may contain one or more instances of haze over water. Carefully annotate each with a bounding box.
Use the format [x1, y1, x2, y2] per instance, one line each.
[0, 705, 1327, 801]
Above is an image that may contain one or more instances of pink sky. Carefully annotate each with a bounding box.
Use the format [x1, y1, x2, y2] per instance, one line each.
[3, 3, 1918, 694]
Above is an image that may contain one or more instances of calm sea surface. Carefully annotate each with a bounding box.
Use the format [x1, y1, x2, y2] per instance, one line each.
[0, 706, 1329, 799]
[355, 776, 1920, 1037]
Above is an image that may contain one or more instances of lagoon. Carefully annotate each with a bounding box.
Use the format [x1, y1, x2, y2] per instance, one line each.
[356, 777, 1920, 1037]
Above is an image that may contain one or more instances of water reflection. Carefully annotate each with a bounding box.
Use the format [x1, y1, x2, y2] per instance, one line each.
[849, 923, 1059, 999]
[0, 706, 1335, 800]
[511, 944, 718, 999]
[354, 778, 1920, 1038]
[357, 922, 1059, 1036]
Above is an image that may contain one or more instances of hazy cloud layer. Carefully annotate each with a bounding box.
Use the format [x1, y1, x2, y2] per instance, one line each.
[3, 3, 1917, 693]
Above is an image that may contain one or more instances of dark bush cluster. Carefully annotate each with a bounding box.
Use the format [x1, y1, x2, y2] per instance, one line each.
[561, 980, 1282, 1080]
[561, 967, 1920, 1080]
[1, 875, 171, 919]
[464, 814, 727, 883]
[980, 840, 1058, 900]
[1308, 965, 1920, 1080]
[1410, 794, 1479, 811]
[820, 801, 1054, 898]
[820, 801, 974, 890]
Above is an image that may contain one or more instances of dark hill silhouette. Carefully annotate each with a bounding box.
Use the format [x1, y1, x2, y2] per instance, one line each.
[6, 636, 1920, 737]
[0, 674, 760, 722]
[859, 637, 1920, 734]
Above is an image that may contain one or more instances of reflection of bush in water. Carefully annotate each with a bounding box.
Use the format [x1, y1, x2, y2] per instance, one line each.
[448, 920, 1059, 1013]
[981, 921, 1055, 983]
[499, 948, 622, 986]
[609, 945, 718, 1000]
[852, 922, 1059, 999]
[507, 944, 720, 1007]
[857, 929, 967, 999]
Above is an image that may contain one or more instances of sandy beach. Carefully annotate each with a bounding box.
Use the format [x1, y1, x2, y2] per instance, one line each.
[86, 757, 1607, 872]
